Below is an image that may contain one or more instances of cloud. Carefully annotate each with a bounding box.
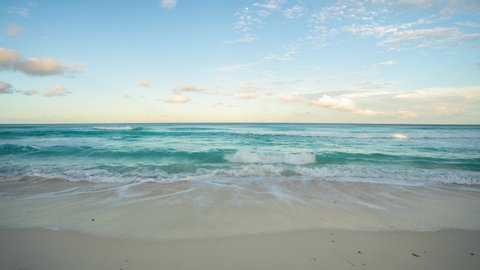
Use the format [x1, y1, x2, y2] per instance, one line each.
[277, 94, 303, 102]
[6, 7, 32, 17]
[312, 95, 357, 111]
[295, 110, 310, 115]
[395, 85, 480, 100]
[15, 58, 82, 76]
[284, 5, 303, 19]
[163, 94, 190, 103]
[311, 94, 383, 116]
[137, 80, 150, 87]
[380, 27, 480, 48]
[160, 0, 177, 9]
[397, 109, 417, 119]
[23, 89, 38, 96]
[0, 48, 19, 68]
[43, 84, 71, 97]
[237, 91, 259, 99]
[374, 60, 397, 67]
[0, 48, 82, 76]
[254, 0, 282, 12]
[455, 21, 480, 28]
[173, 85, 205, 94]
[0, 81, 14, 94]
[6, 24, 24, 36]
[223, 34, 257, 44]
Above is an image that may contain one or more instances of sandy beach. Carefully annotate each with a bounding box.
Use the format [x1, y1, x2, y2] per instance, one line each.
[1, 228, 479, 270]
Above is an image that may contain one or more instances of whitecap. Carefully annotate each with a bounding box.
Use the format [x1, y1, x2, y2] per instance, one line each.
[94, 126, 134, 131]
[392, 133, 408, 140]
[225, 150, 315, 165]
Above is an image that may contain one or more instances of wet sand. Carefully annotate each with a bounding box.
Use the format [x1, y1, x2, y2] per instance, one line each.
[1, 228, 479, 270]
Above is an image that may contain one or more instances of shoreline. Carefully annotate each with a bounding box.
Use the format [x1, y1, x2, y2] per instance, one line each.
[1, 228, 479, 270]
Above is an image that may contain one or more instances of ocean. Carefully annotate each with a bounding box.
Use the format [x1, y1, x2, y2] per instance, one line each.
[0, 123, 479, 239]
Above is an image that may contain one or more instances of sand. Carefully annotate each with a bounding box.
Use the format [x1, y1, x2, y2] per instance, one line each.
[1, 228, 479, 270]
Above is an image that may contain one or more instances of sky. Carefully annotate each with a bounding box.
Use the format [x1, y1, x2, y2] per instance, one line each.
[0, 0, 479, 124]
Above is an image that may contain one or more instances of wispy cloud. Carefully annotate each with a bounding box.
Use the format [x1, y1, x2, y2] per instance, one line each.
[236, 91, 259, 99]
[277, 94, 303, 103]
[173, 85, 205, 94]
[0, 81, 13, 94]
[160, 0, 177, 9]
[137, 80, 150, 87]
[6, 6, 33, 17]
[397, 109, 417, 119]
[395, 85, 480, 100]
[43, 84, 71, 97]
[223, 34, 257, 44]
[162, 94, 190, 103]
[23, 89, 38, 96]
[284, 5, 303, 19]
[5, 24, 24, 36]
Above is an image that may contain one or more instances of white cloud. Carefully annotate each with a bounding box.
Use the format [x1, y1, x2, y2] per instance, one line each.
[5, 24, 24, 36]
[173, 85, 205, 94]
[380, 27, 479, 48]
[223, 34, 257, 44]
[137, 80, 150, 87]
[311, 95, 383, 116]
[0, 81, 13, 94]
[373, 60, 397, 66]
[277, 94, 303, 102]
[312, 95, 357, 111]
[294, 110, 310, 115]
[43, 84, 70, 97]
[6, 7, 32, 17]
[160, 0, 177, 9]
[237, 91, 259, 99]
[455, 21, 480, 28]
[284, 5, 303, 19]
[254, 0, 282, 12]
[0, 48, 19, 68]
[395, 85, 480, 100]
[164, 94, 190, 103]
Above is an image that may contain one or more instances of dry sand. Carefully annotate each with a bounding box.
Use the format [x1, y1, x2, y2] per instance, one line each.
[1, 228, 479, 270]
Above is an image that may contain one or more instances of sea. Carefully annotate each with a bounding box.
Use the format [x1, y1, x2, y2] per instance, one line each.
[0, 123, 479, 240]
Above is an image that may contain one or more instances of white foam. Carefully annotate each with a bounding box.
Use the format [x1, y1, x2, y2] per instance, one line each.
[93, 126, 134, 131]
[226, 150, 315, 165]
[392, 133, 408, 140]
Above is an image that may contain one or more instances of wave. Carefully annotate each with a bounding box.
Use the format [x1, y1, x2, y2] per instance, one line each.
[2, 163, 479, 186]
[226, 150, 316, 165]
[1, 144, 479, 170]
[93, 126, 137, 131]
[392, 134, 408, 140]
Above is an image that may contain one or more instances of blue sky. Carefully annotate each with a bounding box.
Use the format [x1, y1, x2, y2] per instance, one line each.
[0, 0, 479, 123]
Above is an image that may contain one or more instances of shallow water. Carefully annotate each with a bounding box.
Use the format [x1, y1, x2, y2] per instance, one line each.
[0, 124, 479, 239]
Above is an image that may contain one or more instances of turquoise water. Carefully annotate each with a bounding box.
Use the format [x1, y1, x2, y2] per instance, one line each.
[1, 124, 480, 238]
[0, 123, 479, 185]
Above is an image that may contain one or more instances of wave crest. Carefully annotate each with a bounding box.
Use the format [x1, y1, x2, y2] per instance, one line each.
[93, 126, 136, 131]
[226, 150, 315, 165]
